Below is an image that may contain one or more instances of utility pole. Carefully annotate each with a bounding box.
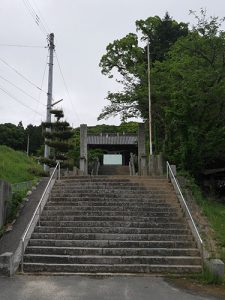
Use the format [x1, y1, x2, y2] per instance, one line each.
[44, 33, 55, 171]
[147, 39, 153, 156]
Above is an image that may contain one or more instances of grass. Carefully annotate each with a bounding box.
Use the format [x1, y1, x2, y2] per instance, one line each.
[183, 175, 225, 262]
[0, 145, 44, 184]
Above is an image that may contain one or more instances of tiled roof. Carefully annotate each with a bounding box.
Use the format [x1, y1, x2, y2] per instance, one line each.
[87, 134, 138, 145]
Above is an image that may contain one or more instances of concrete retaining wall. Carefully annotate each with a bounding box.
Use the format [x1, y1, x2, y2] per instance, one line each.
[0, 180, 12, 228]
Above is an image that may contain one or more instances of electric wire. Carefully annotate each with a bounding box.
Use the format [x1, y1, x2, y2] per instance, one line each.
[0, 74, 46, 106]
[22, 0, 49, 36]
[32, 54, 49, 123]
[55, 50, 81, 122]
[0, 57, 48, 93]
[0, 85, 44, 116]
[32, 0, 52, 34]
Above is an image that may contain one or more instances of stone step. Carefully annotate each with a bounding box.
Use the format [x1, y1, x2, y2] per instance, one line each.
[53, 184, 171, 189]
[30, 232, 193, 241]
[41, 210, 179, 218]
[39, 221, 187, 229]
[52, 187, 173, 192]
[23, 254, 201, 265]
[25, 246, 200, 257]
[34, 226, 189, 235]
[49, 196, 178, 202]
[46, 202, 178, 208]
[39, 215, 183, 222]
[44, 206, 178, 213]
[28, 239, 197, 248]
[50, 191, 172, 197]
[22, 262, 202, 274]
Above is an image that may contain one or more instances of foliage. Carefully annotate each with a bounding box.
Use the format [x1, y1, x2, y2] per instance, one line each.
[26, 124, 44, 155]
[7, 189, 27, 223]
[41, 109, 73, 169]
[184, 173, 225, 261]
[0, 122, 44, 155]
[99, 10, 225, 176]
[153, 10, 225, 174]
[0, 145, 43, 184]
[98, 12, 188, 122]
[0, 122, 26, 151]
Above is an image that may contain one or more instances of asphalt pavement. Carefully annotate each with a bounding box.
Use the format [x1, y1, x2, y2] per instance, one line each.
[0, 275, 219, 300]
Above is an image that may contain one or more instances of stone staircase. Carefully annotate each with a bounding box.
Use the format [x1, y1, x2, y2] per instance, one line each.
[98, 165, 130, 175]
[22, 176, 202, 274]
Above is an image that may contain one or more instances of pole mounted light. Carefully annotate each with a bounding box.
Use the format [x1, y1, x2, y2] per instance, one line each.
[147, 39, 153, 156]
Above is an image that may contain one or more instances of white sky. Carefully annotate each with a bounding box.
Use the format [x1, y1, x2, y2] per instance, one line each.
[0, 0, 224, 128]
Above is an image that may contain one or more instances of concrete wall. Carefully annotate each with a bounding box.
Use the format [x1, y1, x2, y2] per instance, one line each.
[0, 180, 12, 228]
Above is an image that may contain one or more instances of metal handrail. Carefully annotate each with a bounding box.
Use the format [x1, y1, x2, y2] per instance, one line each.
[166, 161, 203, 249]
[20, 162, 60, 272]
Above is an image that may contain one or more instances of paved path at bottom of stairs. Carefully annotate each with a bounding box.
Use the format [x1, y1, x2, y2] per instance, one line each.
[0, 275, 218, 300]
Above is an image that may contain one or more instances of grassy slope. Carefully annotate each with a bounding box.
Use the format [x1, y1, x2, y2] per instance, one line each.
[188, 180, 225, 261]
[0, 145, 43, 184]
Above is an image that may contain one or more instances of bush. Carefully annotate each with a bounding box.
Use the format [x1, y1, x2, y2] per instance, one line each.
[7, 189, 27, 223]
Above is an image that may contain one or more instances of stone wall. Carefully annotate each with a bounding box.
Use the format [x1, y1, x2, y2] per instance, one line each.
[0, 180, 12, 227]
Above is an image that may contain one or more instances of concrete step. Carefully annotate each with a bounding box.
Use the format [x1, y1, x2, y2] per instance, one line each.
[45, 198, 180, 209]
[34, 226, 189, 235]
[23, 254, 202, 265]
[30, 232, 193, 241]
[39, 221, 187, 229]
[39, 215, 184, 222]
[41, 210, 179, 218]
[44, 206, 178, 213]
[28, 239, 197, 248]
[44, 202, 179, 212]
[49, 196, 178, 202]
[52, 185, 173, 193]
[22, 262, 202, 274]
[22, 175, 202, 275]
[50, 191, 173, 197]
[25, 246, 200, 257]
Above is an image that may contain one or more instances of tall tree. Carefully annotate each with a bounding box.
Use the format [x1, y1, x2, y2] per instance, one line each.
[152, 10, 225, 174]
[98, 13, 188, 122]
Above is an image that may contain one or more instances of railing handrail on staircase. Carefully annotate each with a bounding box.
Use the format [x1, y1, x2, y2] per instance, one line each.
[20, 162, 60, 272]
[166, 161, 203, 253]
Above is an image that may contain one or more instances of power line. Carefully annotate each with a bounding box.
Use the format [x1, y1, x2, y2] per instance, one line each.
[0, 57, 47, 93]
[55, 50, 81, 122]
[32, 54, 49, 122]
[0, 44, 46, 48]
[0, 74, 46, 106]
[0, 85, 44, 116]
[32, 0, 52, 34]
[22, 0, 49, 36]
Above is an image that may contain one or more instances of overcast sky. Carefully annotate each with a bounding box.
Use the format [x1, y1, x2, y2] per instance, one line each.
[0, 0, 224, 128]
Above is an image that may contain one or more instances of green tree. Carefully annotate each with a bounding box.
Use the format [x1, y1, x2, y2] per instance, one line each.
[0, 122, 26, 151]
[152, 10, 225, 175]
[98, 13, 188, 122]
[25, 124, 44, 155]
[41, 109, 74, 168]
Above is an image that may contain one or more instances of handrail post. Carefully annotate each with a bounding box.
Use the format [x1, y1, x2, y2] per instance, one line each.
[38, 204, 41, 227]
[21, 240, 24, 273]
[166, 161, 169, 181]
[58, 162, 61, 180]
